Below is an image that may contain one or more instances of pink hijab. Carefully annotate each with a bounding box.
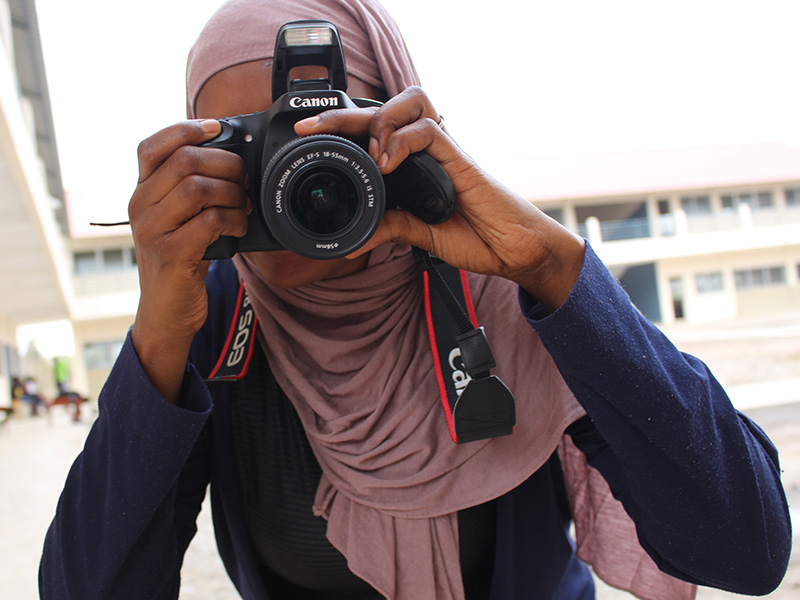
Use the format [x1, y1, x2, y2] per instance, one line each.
[186, 0, 417, 118]
[187, 2, 696, 599]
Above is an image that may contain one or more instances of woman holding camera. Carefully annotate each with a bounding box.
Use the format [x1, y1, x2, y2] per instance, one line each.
[40, 0, 790, 599]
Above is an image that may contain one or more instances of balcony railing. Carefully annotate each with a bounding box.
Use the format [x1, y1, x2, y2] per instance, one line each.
[73, 270, 139, 297]
[577, 205, 800, 244]
[578, 217, 651, 241]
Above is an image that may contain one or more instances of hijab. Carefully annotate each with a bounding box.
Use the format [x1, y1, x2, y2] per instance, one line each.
[186, 2, 690, 599]
[186, 0, 417, 118]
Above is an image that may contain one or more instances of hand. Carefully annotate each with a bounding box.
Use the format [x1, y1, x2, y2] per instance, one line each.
[128, 120, 250, 401]
[294, 87, 585, 312]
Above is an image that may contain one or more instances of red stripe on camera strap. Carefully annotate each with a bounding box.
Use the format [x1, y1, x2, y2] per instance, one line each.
[423, 266, 478, 444]
[207, 280, 259, 381]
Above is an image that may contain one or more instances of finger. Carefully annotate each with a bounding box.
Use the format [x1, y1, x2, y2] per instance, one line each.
[294, 107, 377, 139]
[374, 118, 445, 172]
[374, 119, 481, 198]
[366, 87, 439, 156]
[137, 119, 222, 182]
[138, 205, 250, 269]
[294, 86, 440, 158]
[130, 145, 249, 226]
[135, 144, 247, 204]
[136, 175, 250, 235]
[172, 205, 250, 259]
[346, 209, 434, 259]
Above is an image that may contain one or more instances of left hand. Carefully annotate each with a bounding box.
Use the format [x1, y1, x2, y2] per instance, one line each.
[294, 86, 585, 312]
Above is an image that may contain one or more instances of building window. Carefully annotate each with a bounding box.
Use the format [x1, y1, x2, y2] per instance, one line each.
[83, 340, 125, 369]
[542, 208, 564, 225]
[669, 277, 685, 320]
[73, 247, 137, 275]
[74, 251, 99, 275]
[681, 195, 711, 215]
[695, 272, 724, 293]
[786, 188, 800, 207]
[721, 191, 774, 211]
[102, 249, 125, 271]
[734, 266, 786, 290]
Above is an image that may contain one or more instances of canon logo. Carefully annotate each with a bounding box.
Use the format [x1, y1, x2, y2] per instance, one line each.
[226, 295, 253, 368]
[448, 348, 471, 397]
[289, 96, 340, 109]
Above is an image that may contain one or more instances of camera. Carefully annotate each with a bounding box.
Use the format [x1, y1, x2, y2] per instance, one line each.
[202, 20, 455, 260]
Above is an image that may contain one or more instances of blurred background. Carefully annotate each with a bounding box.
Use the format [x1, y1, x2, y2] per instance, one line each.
[0, 0, 797, 597]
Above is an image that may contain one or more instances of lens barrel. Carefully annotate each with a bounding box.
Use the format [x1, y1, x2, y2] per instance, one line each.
[261, 135, 385, 259]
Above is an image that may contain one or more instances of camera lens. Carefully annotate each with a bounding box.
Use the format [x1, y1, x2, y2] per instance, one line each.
[261, 135, 386, 260]
[291, 168, 358, 236]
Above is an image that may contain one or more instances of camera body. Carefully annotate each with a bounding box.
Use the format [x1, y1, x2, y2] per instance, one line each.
[203, 20, 455, 260]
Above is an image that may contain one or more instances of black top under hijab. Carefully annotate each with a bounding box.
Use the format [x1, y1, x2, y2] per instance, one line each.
[229, 345, 496, 599]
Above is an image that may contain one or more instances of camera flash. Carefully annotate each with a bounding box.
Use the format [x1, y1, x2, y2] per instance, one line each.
[284, 26, 333, 47]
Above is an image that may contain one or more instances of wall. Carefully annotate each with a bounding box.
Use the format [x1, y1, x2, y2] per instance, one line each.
[73, 315, 134, 403]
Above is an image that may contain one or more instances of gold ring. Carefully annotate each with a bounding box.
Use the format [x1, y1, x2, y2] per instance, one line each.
[436, 115, 446, 130]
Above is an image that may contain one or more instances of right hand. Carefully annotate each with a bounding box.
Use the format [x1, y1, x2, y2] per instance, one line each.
[129, 120, 250, 402]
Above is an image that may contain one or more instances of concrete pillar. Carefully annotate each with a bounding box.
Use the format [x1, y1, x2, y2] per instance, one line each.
[585, 216, 602, 246]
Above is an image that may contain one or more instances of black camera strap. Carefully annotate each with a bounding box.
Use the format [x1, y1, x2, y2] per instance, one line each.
[413, 247, 516, 444]
[206, 283, 259, 382]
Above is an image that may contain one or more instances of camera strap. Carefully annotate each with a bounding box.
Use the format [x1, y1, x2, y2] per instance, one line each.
[206, 282, 259, 382]
[414, 247, 516, 444]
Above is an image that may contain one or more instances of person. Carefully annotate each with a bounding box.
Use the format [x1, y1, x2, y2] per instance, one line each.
[22, 376, 46, 416]
[39, 1, 791, 599]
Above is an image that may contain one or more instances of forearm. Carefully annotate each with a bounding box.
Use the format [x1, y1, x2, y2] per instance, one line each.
[523, 244, 791, 594]
[39, 334, 213, 599]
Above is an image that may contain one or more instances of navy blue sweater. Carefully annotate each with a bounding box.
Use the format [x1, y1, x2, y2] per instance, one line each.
[39, 245, 791, 599]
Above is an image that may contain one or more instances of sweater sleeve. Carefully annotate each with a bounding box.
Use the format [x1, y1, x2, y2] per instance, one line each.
[521, 243, 792, 595]
[39, 332, 214, 600]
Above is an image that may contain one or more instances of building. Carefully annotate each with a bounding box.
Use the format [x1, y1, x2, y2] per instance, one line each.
[66, 202, 137, 404]
[0, 0, 71, 407]
[487, 143, 800, 324]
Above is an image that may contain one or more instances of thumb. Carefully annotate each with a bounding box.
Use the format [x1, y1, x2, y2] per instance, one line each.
[347, 209, 433, 259]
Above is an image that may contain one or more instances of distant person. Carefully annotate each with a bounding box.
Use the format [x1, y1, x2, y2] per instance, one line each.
[22, 377, 45, 417]
[54, 357, 71, 396]
[10, 376, 24, 403]
[39, 1, 791, 598]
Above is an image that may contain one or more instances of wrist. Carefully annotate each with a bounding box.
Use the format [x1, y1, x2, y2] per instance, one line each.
[131, 319, 195, 403]
[514, 230, 585, 314]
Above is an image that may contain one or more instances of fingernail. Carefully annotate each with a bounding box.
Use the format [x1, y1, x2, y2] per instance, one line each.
[377, 153, 389, 169]
[296, 116, 320, 129]
[199, 119, 219, 134]
[369, 137, 380, 160]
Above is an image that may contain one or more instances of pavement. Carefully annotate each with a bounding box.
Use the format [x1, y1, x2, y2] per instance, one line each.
[2, 310, 798, 599]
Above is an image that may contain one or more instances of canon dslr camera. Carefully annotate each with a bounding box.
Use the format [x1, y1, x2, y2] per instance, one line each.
[202, 20, 455, 260]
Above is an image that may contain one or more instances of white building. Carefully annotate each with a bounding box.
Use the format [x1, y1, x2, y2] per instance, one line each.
[67, 211, 137, 404]
[0, 0, 71, 407]
[488, 143, 800, 324]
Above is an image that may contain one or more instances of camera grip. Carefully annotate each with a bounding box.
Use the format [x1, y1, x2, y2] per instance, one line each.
[384, 152, 455, 224]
